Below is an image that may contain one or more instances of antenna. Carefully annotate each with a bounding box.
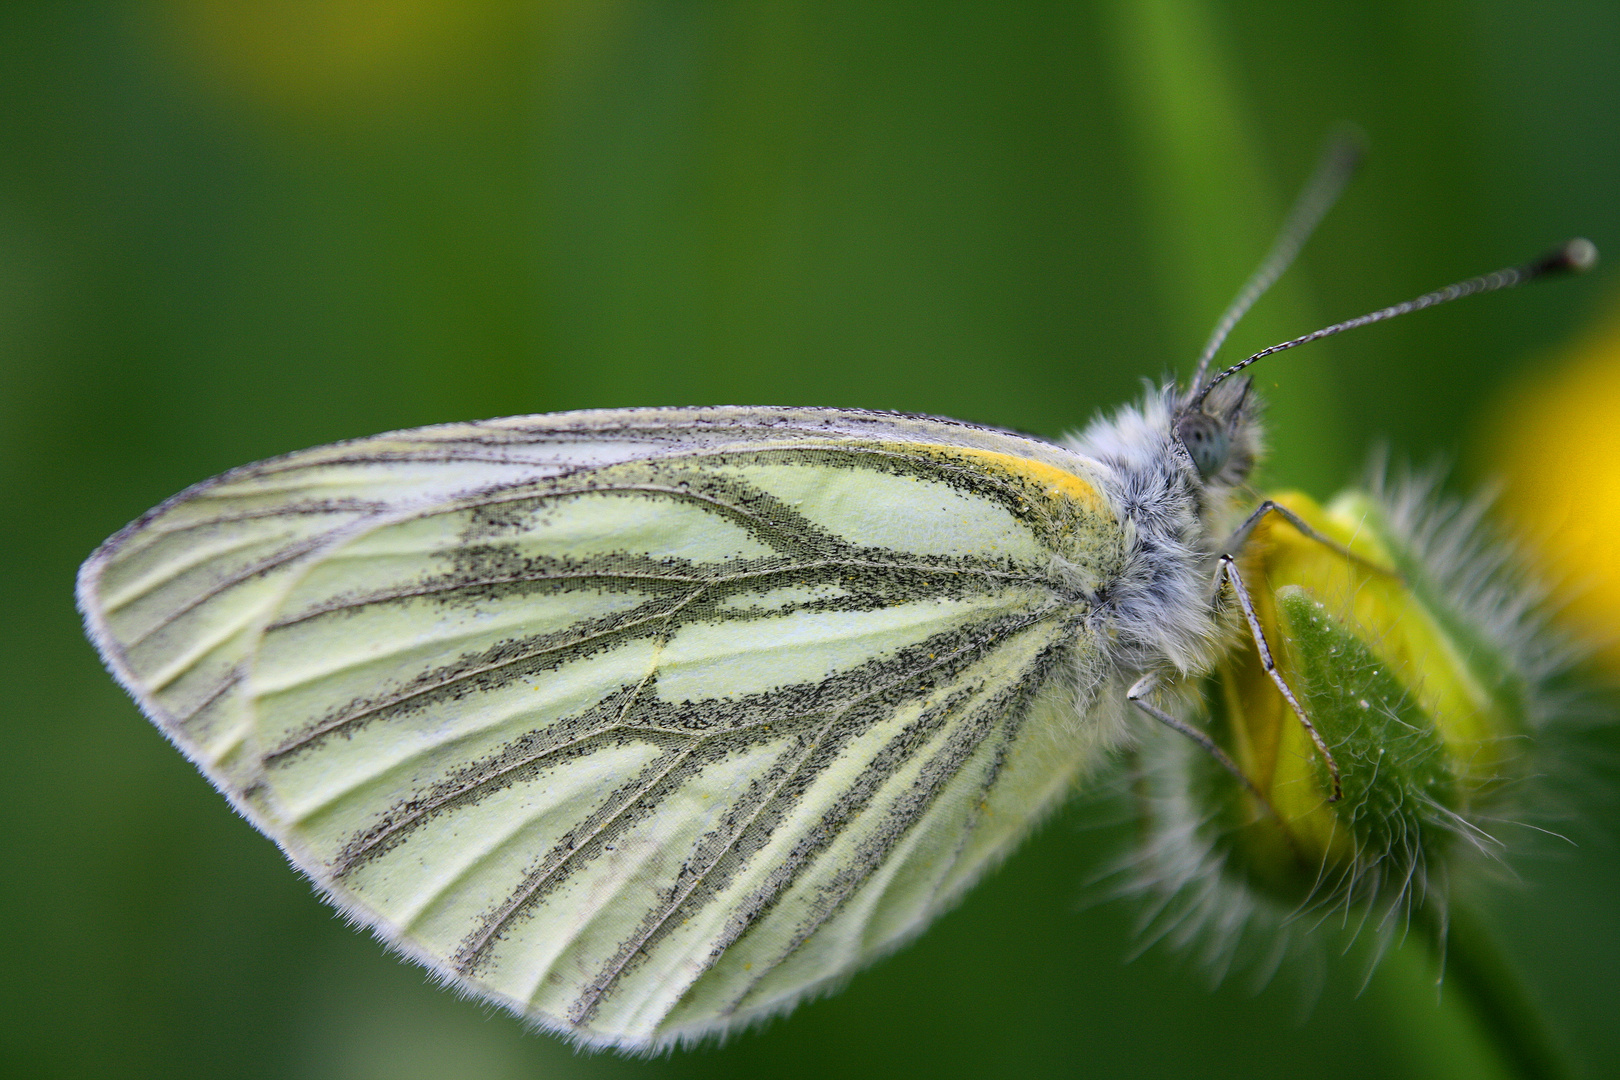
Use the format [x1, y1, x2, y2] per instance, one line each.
[1189, 238, 1598, 410]
[1190, 131, 1364, 390]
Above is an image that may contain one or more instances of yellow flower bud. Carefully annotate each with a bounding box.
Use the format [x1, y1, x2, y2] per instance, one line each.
[1133, 477, 1558, 932]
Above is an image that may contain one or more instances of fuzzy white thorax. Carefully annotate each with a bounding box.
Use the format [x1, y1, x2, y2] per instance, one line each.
[1064, 378, 1263, 680]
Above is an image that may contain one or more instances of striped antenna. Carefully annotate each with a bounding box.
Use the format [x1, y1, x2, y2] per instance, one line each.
[1190, 238, 1599, 410]
[1190, 132, 1364, 390]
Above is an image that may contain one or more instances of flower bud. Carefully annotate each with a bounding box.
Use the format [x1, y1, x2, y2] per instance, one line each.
[1133, 477, 1558, 936]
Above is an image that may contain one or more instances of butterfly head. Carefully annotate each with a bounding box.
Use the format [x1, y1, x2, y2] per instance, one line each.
[1173, 375, 1259, 491]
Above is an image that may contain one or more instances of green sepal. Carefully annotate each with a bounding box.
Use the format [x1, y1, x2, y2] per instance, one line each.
[1274, 585, 1460, 874]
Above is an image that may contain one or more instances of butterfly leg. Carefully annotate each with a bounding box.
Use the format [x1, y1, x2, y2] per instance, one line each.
[1126, 671, 1272, 811]
[1220, 499, 1397, 578]
[1215, 554, 1344, 802]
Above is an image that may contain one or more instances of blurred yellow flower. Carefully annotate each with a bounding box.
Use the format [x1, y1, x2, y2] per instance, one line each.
[1493, 304, 1620, 668]
[149, 0, 544, 115]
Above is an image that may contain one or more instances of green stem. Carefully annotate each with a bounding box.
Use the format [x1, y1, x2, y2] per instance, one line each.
[1101, 0, 1349, 493]
[1420, 901, 1576, 1080]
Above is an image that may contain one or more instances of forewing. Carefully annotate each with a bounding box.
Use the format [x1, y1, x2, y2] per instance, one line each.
[78, 407, 1123, 1050]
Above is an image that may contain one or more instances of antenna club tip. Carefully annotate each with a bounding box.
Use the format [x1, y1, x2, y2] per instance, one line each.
[1562, 237, 1599, 273]
[1526, 237, 1598, 280]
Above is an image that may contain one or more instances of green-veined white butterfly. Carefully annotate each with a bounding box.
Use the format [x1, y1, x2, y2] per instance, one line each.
[75, 142, 1594, 1051]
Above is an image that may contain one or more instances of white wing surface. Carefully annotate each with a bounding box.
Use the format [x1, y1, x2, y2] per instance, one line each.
[79, 406, 1127, 1050]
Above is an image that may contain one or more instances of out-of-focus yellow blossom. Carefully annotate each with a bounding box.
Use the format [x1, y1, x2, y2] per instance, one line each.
[1494, 305, 1620, 669]
[149, 0, 548, 115]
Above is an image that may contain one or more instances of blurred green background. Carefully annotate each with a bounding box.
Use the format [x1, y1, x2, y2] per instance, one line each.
[3, 2, 1617, 1077]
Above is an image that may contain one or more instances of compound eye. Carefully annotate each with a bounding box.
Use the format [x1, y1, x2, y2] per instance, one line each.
[1175, 412, 1230, 478]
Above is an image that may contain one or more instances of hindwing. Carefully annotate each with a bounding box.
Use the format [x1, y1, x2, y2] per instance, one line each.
[79, 406, 1126, 1049]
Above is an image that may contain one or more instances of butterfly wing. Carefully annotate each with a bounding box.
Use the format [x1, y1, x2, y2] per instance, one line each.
[78, 406, 1126, 1050]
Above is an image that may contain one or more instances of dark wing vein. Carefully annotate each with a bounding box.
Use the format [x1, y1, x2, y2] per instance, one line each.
[141, 501, 389, 536]
[559, 610, 1065, 1020]
[269, 558, 1044, 629]
[718, 638, 1062, 1015]
[564, 709, 847, 1023]
[124, 532, 356, 656]
[449, 736, 718, 972]
[264, 589, 711, 762]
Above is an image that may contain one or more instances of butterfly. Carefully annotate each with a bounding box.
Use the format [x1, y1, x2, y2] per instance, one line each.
[75, 139, 1591, 1051]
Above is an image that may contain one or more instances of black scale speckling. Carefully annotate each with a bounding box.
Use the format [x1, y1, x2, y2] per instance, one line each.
[100, 421, 1114, 1032]
[449, 610, 1075, 981]
[238, 443, 1104, 1015]
[260, 447, 1075, 762]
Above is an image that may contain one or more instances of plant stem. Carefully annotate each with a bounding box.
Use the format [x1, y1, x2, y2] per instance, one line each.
[1420, 901, 1576, 1080]
[1101, 0, 1350, 491]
